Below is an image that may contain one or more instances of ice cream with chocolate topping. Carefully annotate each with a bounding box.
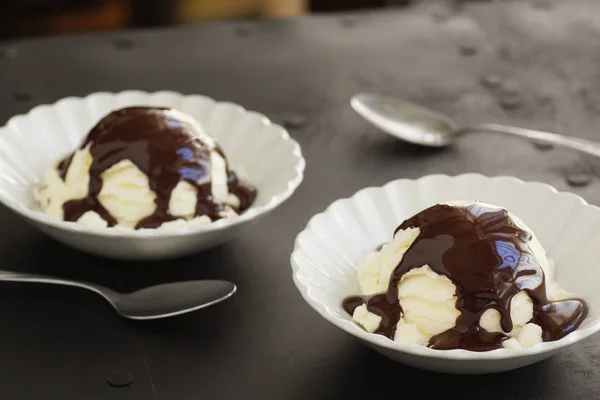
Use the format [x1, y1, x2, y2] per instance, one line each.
[343, 201, 588, 351]
[34, 106, 257, 230]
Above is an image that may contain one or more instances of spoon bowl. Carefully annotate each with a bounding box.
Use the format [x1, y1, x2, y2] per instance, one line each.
[111, 280, 237, 320]
[351, 92, 600, 158]
[350, 93, 457, 147]
[0, 271, 237, 320]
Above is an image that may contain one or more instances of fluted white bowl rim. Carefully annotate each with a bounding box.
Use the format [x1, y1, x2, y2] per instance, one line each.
[291, 173, 600, 360]
[0, 90, 305, 237]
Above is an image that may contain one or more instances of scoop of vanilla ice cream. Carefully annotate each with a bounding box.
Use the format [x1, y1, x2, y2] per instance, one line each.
[352, 304, 382, 333]
[34, 143, 93, 221]
[34, 144, 241, 229]
[97, 158, 157, 228]
[77, 210, 109, 228]
[353, 201, 569, 349]
[358, 227, 420, 295]
[396, 265, 461, 343]
[355, 229, 461, 346]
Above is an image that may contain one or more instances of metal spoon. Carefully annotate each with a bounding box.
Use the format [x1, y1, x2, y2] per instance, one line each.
[351, 93, 600, 157]
[0, 271, 236, 320]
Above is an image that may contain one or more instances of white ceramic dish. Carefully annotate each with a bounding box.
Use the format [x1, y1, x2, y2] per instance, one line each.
[291, 173, 600, 374]
[0, 90, 305, 260]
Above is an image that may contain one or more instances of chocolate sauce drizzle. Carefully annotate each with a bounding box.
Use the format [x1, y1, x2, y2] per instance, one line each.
[343, 203, 588, 351]
[58, 106, 257, 229]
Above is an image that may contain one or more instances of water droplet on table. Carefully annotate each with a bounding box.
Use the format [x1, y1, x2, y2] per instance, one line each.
[113, 38, 133, 49]
[0, 47, 18, 59]
[536, 94, 554, 108]
[339, 17, 358, 28]
[532, 0, 554, 9]
[13, 92, 31, 102]
[430, 7, 452, 23]
[282, 113, 308, 129]
[106, 371, 134, 387]
[480, 74, 503, 89]
[498, 91, 523, 110]
[500, 79, 520, 93]
[234, 25, 252, 37]
[458, 42, 479, 56]
[566, 172, 592, 188]
[532, 141, 554, 151]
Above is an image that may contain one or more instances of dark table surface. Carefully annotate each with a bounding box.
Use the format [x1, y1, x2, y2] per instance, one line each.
[1, 0, 600, 399]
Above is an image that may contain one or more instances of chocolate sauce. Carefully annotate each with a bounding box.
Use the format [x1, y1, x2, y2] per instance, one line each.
[343, 203, 588, 351]
[58, 107, 257, 229]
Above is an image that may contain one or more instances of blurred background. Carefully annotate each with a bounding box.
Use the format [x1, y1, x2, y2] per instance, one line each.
[0, 0, 446, 39]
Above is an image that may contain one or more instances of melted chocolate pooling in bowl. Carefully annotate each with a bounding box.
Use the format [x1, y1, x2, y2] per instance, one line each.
[343, 203, 588, 351]
[58, 107, 257, 229]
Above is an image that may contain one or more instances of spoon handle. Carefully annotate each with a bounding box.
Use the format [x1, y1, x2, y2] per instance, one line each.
[0, 271, 116, 299]
[464, 124, 600, 158]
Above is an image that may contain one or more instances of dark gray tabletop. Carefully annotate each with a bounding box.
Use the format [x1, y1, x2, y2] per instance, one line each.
[1, 1, 600, 399]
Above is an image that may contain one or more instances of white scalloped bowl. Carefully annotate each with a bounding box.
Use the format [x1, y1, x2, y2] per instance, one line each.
[291, 174, 600, 374]
[0, 90, 304, 260]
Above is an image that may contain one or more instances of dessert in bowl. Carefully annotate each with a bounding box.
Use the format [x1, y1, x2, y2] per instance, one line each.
[0, 90, 304, 260]
[35, 106, 257, 231]
[343, 200, 586, 352]
[291, 174, 600, 374]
